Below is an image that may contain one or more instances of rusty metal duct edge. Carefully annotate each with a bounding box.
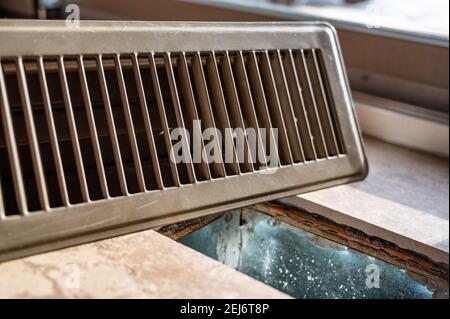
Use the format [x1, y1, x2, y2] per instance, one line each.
[0, 20, 367, 262]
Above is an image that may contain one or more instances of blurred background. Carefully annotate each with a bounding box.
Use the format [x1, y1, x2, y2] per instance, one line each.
[1, 0, 448, 118]
[0, 0, 448, 39]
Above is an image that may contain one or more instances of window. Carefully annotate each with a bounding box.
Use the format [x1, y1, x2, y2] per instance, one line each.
[186, 0, 448, 116]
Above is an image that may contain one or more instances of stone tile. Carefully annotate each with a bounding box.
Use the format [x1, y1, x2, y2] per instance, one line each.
[0, 230, 289, 298]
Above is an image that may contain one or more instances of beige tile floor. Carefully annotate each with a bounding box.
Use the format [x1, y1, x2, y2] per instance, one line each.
[0, 229, 289, 298]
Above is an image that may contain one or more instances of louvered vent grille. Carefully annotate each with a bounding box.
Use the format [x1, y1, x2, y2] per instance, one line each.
[0, 21, 367, 261]
[0, 49, 345, 216]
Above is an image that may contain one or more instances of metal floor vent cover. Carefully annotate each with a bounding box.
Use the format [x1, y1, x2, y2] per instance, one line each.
[0, 21, 367, 262]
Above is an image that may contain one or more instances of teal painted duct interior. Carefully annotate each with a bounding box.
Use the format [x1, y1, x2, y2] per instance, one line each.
[179, 209, 435, 299]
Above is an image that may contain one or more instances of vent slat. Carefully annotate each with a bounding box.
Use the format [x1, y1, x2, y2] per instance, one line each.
[163, 52, 196, 184]
[314, 50, 346, 155]
[37, 57, 70, 206]
[77, 56, 109, 198]
[57, 56, 90, 202]
[114, 54, 147, 192]
[270, 50, 306, 163]
[0, 59, 28, 215]
[256, 51, 294, 165]
[304, 50, 339, 156]
[244, 52, 278, 168]
[293, 50, 329, 158]
[204, 52, 240, 175]
[217, 52, 254, 173]
[176, 52, 212, 181]
[131, 53, 164, 190]
[96, 55, 128, 195]
[282, 50, 318, 161]
[149, 53, 180, 187]
[17, 58, 50, 210]
[191, 52, 226, 178]
[232, 52, 267, 169]
[311, 49, 340, 156]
